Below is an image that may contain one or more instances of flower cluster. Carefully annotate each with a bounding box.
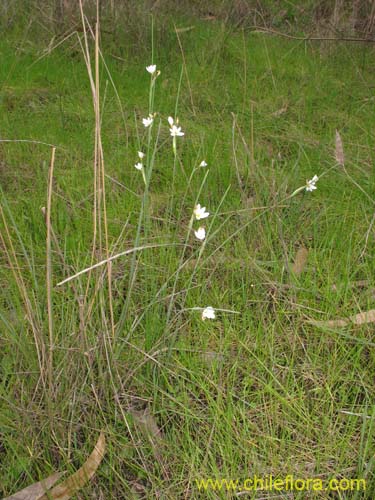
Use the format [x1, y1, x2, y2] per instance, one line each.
[146, 64, 157, 74]
[134, 150, 147, 184]
[290, 173, 321, 199]
[134, 151, 144, 170]
[202, 306, 216, 320]
[146, 64, 160, 78]
[142, 114, 154, 128]
[193, 204, 209, 221]
[194, 227, 206, 241]
[193, 204, 209, 242]
[168, 116, 184, 137]
[305, 175, 319, 192]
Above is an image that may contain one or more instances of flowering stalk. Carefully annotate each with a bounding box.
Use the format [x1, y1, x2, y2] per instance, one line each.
[166, 67, 184, 220]
[165, 211, 195, 325]
[135, 152, 147, 186]
[116, 60, 159, 335]
[165, 168, 211, 327]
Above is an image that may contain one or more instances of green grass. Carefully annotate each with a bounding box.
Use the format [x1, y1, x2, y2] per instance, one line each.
[1, 11, 375, 499]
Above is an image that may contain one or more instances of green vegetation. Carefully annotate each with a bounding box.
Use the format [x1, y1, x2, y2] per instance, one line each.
[1, 9, 375, 499]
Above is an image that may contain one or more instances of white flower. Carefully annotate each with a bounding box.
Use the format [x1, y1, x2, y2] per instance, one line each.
[138, 151, 145, 159]
[194, 227, 206, 241]
[146, 64, 157, 74]
[135, 162, 143, 170]
[202, 307, 216, 320]
[194, 204, 209, 220]
[306, 175, 319, 192]
[170, 125, 184, 137]
[168, 116, 184, 137]
[199, 160, 207, 167]
[142, 114, 154, 128]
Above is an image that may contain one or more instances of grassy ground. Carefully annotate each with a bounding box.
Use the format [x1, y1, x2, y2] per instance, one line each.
[1, 11, 375, 499]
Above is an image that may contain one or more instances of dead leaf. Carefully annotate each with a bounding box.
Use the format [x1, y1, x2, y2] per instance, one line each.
[335, 130, 345, 166]
[38, 432, 105, 500]
[308, 308, 375, 328]
[291, 247, 308, 276]
[3, 472, 63, 500]
[272, 104, 288, 117]
[309, 317, 348, 328]
[201, 351, 225, 364]
[131, 407, 163, 444]
[175, 26, 195, 33]
[352, 279, 370, 288]
[130, 480, 147, 497]
[350, 309, 375, 325]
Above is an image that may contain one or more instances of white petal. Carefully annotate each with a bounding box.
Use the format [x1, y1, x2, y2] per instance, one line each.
[170, 125, 184, 137]
[138, 151, 145, 159]
[168, 116, 174, 126]
[142, 117, 153, 128]
[135, 162, 143, 170]
[146, 64, 156, 74]
[199, 160, 207, 167]
[202, 307, 216, 320]
[194, 204, 210, 220]
[194, 227, 206, 241]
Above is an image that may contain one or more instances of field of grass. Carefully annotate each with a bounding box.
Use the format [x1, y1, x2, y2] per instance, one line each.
[1, 9, 375, 499]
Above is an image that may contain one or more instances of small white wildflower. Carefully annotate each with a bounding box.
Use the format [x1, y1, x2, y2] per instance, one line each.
[202, 307, 216, 320]
[199, 160, 207, 168]
[194, 204, 209, 220]
[194, 227, 206, 241]
[306, 175, 319, 192]
[168, 116, 184, 137]
[170, 125, 184, 137]
[142, 114, 154, 128]
[146, 64, 157, 74]
[138, 151, 145, 159]
[134, 162, 143, 170]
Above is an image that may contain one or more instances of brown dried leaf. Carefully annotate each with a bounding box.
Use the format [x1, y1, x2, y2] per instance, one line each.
[175, 26, 195, 33]
[309, 317, 348, 328]
[131, 407, 163, 444]
[272, 104, 288, 117]
[350, 309, 375, 325]
[201, 351, 225, 364]
[3, 472, 63, 500]
[38, 432, 105, 500]
[335, 130, 345, 166]
[309, 308, 375, 328]
[291, 247, 308, 276]
[352, 279, 370, 288]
